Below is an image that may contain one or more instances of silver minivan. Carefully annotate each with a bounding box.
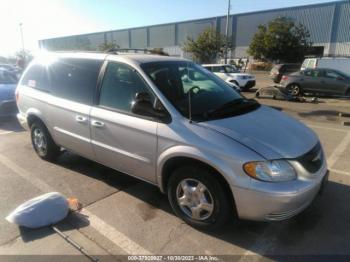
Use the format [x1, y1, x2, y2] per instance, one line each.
[16, 52, 328, 229]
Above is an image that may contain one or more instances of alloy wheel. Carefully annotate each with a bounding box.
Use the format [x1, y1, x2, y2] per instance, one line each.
[176, 178, 214, 221]
[33, 128, 47, 156]
[288, 84, 300, 96]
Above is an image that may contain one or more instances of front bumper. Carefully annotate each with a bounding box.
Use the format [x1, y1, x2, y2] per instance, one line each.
[231, 167, 328, 221]
[16, 113, 29, 130]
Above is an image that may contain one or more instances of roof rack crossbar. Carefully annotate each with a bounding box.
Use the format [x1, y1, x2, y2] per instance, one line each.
[106, 48, 153, 54]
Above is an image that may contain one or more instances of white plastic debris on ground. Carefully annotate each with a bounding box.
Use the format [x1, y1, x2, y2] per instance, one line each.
[6, 192, 69, 228]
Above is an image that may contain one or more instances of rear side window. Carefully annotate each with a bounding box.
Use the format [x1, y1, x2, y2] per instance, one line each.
[20, 64, 50, 92]
[49, 58, 103, 105]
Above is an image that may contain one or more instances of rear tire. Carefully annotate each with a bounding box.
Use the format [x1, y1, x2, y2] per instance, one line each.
[30, 121, 60, 161]
[167, 165, 232, 230]
[287, 84, 301, 96]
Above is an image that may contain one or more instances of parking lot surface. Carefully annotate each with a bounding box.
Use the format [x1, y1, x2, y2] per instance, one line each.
[0, 105, 350, 260]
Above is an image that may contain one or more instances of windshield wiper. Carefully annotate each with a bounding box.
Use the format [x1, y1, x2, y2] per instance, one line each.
[205, 99, 259, 118]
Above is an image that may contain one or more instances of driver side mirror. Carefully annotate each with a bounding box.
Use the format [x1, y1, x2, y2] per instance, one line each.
[131, 92, 169, 122]
[336, 76, 344, 81]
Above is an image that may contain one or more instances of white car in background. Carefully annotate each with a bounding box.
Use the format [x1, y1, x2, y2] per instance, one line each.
[203, 64, 256, 91]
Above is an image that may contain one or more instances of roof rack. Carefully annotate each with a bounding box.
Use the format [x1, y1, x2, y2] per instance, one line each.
[106, 48, 153, 54]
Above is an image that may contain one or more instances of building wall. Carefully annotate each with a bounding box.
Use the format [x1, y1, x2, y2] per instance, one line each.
[39, 1, 350, 58]
[233, 2, 335, 57]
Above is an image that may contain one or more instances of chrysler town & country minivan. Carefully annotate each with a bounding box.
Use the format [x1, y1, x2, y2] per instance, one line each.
[16, 52, 328, 229]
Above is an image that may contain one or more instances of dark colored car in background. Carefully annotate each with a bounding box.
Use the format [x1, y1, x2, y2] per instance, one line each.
[0, 69, 18, 118]
[270, 64, 301, 83]
[279, 68, 350, 97]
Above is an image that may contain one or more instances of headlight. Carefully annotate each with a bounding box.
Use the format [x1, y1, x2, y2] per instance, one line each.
[243, 160, 297, 182]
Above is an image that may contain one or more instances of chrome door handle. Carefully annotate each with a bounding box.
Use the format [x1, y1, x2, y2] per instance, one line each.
[75, 115, 87, 123]
[91, 120, 105, 128]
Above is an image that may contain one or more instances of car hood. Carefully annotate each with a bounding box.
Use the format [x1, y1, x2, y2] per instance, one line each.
[0, 84, 16, 101]
[199, 105, 318, 159]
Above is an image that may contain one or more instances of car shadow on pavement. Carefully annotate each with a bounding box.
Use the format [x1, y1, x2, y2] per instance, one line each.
[0, 117, 25, 132]
[50, 152, 350, 256]
[54, 151, 141, 193]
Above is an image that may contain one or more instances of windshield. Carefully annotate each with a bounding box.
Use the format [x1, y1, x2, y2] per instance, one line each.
[223, 65, 239, 73]
[142, 61, 258, 121]
[0, 70, 17, 84]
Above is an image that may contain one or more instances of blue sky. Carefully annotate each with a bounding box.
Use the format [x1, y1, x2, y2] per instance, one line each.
[0, 0, 339, 56]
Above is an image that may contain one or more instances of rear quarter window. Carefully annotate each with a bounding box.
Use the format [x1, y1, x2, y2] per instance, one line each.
[20, 64, 50, 92]
[49, 58, 103, 105]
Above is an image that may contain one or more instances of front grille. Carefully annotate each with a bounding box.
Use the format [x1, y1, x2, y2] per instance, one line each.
[0, 100, 18, 116]
[297, 142, 323, 173]
[266, 199, 312, 221]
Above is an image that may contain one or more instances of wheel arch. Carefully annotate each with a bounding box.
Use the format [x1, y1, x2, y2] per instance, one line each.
[26, 109, 47, 128]
[26, 109, 57, 145]
[157, 147, 236, 209]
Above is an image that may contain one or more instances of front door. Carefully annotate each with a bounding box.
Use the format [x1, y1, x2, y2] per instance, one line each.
[90, 61, 158, 183]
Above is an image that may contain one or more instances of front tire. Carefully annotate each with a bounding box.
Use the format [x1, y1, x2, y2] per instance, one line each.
[167, 165, 232, 230]
[30, 121, 60, 161]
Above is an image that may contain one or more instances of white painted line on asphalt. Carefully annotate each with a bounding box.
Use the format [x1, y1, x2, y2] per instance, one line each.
[0, 153, 152, 255]
[80, 209, 152, 255]
[307, 124, 348, 133]
[327, 132, 350, 168]
[330, 168, 350, 177]
[0, 131, 13, 135]
[0, 154, 53, 193]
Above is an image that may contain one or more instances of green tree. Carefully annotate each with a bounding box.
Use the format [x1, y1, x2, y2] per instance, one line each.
[247, 17, 312, 63]
[183, 28, 230, 63]
[98, 41, 119, 52]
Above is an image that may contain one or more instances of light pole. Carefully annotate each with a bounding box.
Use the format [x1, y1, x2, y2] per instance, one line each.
[224, 0, 231, 64]
[19, 23, 25, 55]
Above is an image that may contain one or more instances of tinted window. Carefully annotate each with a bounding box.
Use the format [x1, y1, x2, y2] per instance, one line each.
[304, 70, 322, 77]
[325, 70, 341, 79]
[223, 65, 239, 73]
[20, 64, 49, 91]
[212, 66, 223, 73]
[50, 58, 103, 105]
[99, 62, 153, 113]
[142, 61, 246, 121]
